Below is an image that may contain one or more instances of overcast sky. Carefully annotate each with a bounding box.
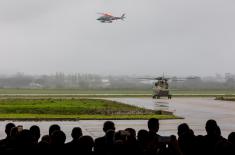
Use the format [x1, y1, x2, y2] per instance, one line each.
[0, 0, 234, 76]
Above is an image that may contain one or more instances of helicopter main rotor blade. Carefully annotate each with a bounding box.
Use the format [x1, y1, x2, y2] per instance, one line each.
[137, 78, 157, 80]
[137, 76, 197, 81]
[138, 78, 171, 81]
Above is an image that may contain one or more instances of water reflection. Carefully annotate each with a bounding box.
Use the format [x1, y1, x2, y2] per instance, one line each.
[105, 98, 170, 111]
[154, 100, 169, 111]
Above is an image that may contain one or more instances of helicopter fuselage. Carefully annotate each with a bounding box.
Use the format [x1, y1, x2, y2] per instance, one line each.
[152, 80, 172, 99]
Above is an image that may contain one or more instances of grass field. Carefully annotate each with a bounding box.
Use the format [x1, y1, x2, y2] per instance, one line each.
[0, 88, 235, 98]
[0, 98, 176, 120]
[0, 89, 151, 95]
[215, 96, 235, 101]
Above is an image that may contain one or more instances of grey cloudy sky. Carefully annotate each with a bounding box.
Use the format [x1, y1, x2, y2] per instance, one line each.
[0, 0, 234, 76]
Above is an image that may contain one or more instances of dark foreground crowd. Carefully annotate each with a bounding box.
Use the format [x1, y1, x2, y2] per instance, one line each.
[0, 119, 234, 155]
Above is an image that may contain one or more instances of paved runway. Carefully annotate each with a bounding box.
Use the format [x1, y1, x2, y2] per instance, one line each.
[0, 97, 234, 141]
[105, 97, 235, 138]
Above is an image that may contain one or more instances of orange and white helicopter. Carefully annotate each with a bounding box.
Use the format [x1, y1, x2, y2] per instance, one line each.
[97, 13, 125, 23]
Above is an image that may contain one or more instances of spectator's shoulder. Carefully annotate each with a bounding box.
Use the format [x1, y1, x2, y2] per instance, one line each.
[0, 138, 8, 146]
[95, 136, 105, 143]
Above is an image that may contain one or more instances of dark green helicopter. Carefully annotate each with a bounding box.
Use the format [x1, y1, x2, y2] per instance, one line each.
[139, 76, 196, 99]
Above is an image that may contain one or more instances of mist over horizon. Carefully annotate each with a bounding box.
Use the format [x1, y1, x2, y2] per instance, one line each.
[0, 71, 234, 90]
[0, 71, 234, 79]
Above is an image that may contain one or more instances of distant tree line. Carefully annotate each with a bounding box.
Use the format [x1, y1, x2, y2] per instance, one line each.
[170, 76, 235, 90]
[0, 72, 234, 90]
[0, 73, 148, 90]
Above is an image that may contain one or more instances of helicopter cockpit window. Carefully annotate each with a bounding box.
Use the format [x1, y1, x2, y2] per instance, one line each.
[155, 82, 158, 86]
[165, 82, 168, 89]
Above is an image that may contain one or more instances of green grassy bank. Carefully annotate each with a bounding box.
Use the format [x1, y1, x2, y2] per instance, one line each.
[215, 96, 235, 101]
[0, 89, 234, 97]
[0, 98, 176, 120]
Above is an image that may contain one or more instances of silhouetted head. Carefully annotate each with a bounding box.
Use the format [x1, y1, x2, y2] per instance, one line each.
[148, 118, 159, 133]
[51, 130, 66, 145]
[137, 129, 149, 142]
[205, 119, 218, 135]
[215, 125, 221, 136]
[177, 123, 190, 137]
[19, 129, 34, 145]
[228, 132, 235, 145]
[10, 127, 20, 138]
[41, 135, 50, 143]
[114, 130, 129, 141]
[103, 121, 115, 133]
[78, 135, 94, 152]
[125, 128, 136, 138]
[49, 124, 61, 136]
[71, 127, 82, 140]
[30, 125, 40, 142]
[105, 129, 115, 144]
[5, 123, 15, 137]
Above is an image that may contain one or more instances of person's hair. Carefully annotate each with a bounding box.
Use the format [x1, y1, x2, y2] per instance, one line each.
[148, 118, 159, 132]
[103, 121, 115, 133]
[10, 127, 20, 137]
[41, 135, 50, 143]
[205, 119, 218, 134]
[30, 125, 40, 141]
[51, 130, 66, 145]
[137, 129, 149, 142]
[5, 123, 16, 137]
[49, 124, 61, 136]
[177, 123, 190, 136]
[125, 128, 136, 138]
[71, 127, 82, 139]
[228, 132, 235, 144]
[114, 130, 129, 141]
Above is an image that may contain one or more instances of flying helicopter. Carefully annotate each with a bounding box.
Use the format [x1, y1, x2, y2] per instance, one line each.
[97, 13, 125, 23]
[139, 76, 196, 99]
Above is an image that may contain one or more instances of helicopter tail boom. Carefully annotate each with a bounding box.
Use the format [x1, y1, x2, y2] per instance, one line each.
[120, 14, 125, 20]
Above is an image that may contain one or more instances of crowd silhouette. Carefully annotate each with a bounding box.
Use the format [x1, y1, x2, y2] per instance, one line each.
[0, 119, 234, 155]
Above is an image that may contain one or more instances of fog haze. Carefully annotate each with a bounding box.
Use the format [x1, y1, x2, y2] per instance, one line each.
[0, 0, 234, 76]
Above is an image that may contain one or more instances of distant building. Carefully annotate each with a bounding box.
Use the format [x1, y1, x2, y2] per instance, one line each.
[29, 82, 43, 88]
